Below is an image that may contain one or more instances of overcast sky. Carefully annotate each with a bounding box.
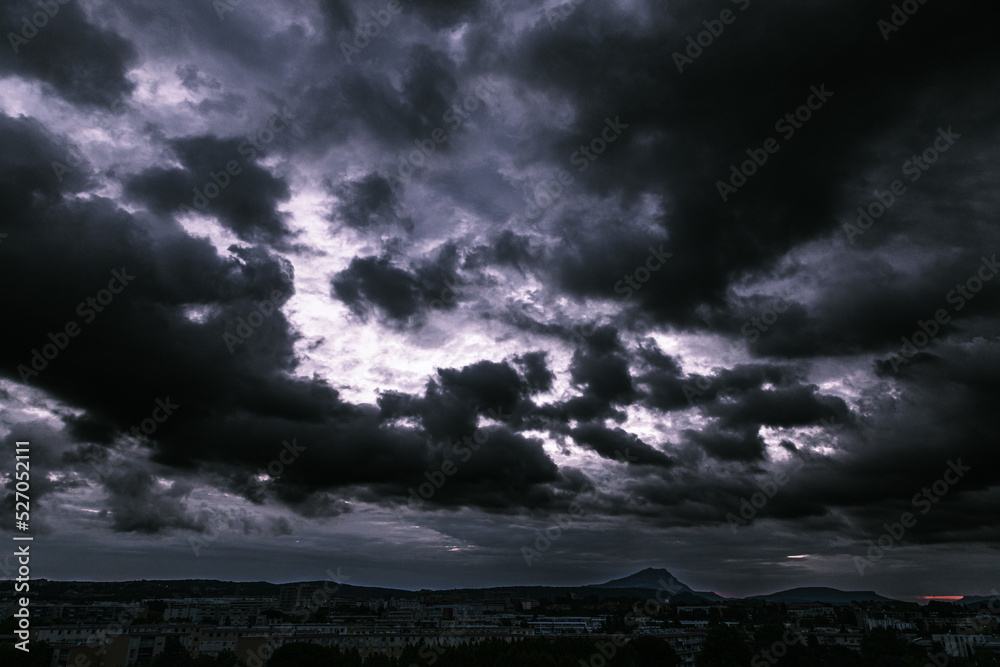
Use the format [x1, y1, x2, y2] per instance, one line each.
[1, 0, 998, 601]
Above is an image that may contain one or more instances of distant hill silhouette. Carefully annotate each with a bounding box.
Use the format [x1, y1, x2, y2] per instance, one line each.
[3, 570, 904, 605]
[748, 587, 892, 604]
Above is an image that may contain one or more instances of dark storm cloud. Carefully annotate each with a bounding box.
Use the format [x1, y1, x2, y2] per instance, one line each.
[0, 114, 93, 213]
[0, 420, 83, 535]
[110, 0, 296, 72]
[737, 252, 1000, 359]
[635, 354, 850, 461]
[519, 326, 639, 425]
[568, 325, 636, 407]
[577, 344, 814, 430]
[408, 0, 484, 29]
[101, 466, 199, 534]
[295, 44, 459, 152]
[331, 244, 461, 324]
[382, 426, 563, 511]
[512, 351, 554, 394]
[632, 341, 696, 412]
[437, 360, 525, 416]
[465, 230, 538, 274]
[125, 135, 294, 247]
[0, 106, 563, 524]
[0, 121, 334, 530]
[329, 172, 413, 232]
[683, 426, 766, 463]
[0, 189, 308, 456]
[332, 255, 423, 321]
[317, 0, 356, 33]
[0, 0, 136, 107]
[193, 92, 249, 118]
[570, 423, 674, 469]
[703, 385, 850, 431]
[64, 414, 118, 446]
[0, 164, 571, 520]
[497, 0, 1000, 334]
[377, 359, 532, 442]
[188, 375, 562, 513]
[543, 227, 675, 313]
[680, 342, 999, 535]
[378, 386, 475, 443]
[176, 64, 221, 92]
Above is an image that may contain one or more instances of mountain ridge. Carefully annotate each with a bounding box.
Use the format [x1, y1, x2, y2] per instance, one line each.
[4, 570, 912, 604]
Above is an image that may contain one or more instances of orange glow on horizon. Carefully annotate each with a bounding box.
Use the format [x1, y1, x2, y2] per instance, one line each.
[922, 596, 964, 601]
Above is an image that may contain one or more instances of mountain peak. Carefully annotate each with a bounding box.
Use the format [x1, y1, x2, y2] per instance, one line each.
[591, 568, 693, 593]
